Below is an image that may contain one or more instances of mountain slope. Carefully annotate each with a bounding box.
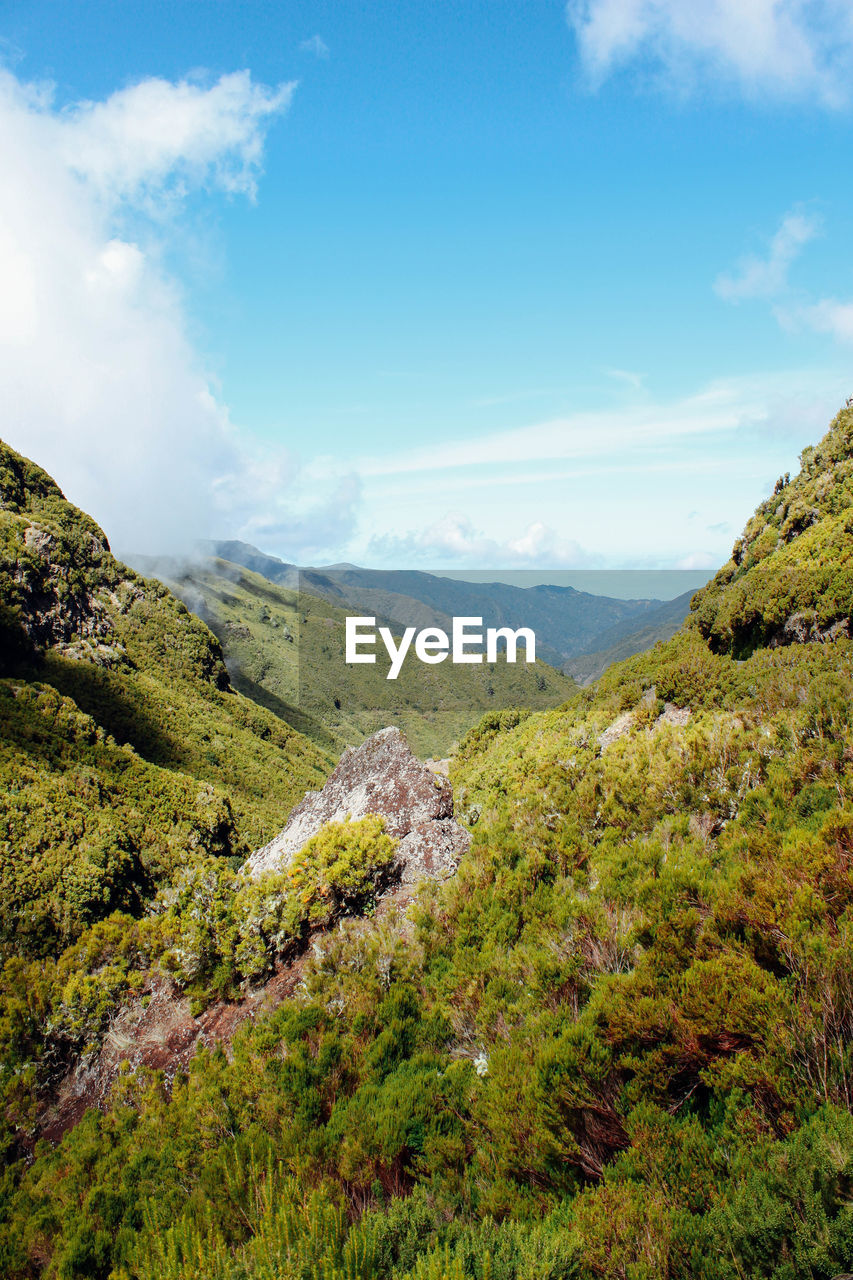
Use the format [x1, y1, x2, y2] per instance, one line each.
[5, 413, 853, 1279]
[208, 538, 695, 667]
[563, 588, 695, 683]
[691, 422, 853, 654]
[0, 440, 331, 958]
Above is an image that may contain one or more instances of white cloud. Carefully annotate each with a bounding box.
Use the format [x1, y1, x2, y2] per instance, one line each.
[366, 513, 593, 568]
[59, 71, 295, 206]
[355, 370, 825, 480]
[300, 35, 330, 59]
[567, 0, 853, 105]
[675, 550, 718, 570]
[718, 209, 853, 349]
[715, 211, 821, 301]
[349, 369, 845, 569]
[0, 67, 359, 559]
[214, 453, 362, 559]
[777, 297, 853, 345]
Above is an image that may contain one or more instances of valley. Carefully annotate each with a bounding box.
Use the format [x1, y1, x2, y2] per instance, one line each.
[2, 413, 853, 1278]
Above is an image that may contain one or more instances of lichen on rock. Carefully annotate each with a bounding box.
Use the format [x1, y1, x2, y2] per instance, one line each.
[245, 726, 470, 887]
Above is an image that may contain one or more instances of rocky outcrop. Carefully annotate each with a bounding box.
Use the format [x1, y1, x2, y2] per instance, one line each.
[39, 964, 306, 1146]
[597, 689, 690, 751]
[245, 727, 470, 887]
[13, 521, 117, 656]
[769, 612, 850, 647]
[40, 729, 470, 1145]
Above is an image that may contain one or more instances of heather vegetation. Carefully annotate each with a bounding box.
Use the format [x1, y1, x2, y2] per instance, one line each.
[3, 411, 853, 1278]
[0, 443, 331, 931]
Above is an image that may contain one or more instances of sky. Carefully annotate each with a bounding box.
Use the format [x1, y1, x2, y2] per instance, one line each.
[2, 0, 853, 572]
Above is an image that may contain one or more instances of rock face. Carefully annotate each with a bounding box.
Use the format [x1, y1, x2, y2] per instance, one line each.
[39, 964, 306, 1146]
[769, 612, 850, 647]
[14, 523, 116, 655]
[245, 726, 470, 887]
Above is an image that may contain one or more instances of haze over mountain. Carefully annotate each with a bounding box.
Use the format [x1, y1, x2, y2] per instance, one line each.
[204, 539, 696, 673]
[148, 553, 576, 758]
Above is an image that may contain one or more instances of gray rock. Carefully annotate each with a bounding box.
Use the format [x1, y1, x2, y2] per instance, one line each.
[244, 726, 470, 886]
[770, 612, 850, 647]
[655, 702, 690, 730]
[597, 710, 635, 751]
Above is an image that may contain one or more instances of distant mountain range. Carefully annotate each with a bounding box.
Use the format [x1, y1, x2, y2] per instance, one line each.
[144, 553, 576, 758]
[205, 539, 697, 678]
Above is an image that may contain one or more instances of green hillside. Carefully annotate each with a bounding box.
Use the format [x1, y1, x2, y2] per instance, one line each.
[4, 412, 853, 1279]
[162, 557, 576, 758]
[0, 439, 331, 961]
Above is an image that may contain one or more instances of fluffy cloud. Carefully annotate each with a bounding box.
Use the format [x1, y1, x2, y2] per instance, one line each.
[567, 0, 853, 105]
[714, 211, 821, 302]
[368, 512, 598, 568]
[0, 67, 360, 559]
[58, 71, 293, 205]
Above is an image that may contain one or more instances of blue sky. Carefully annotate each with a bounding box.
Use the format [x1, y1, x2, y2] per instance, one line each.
[2, 1, 853, 569]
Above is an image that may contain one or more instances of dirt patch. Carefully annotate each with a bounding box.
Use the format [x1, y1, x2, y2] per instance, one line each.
[39, 959, 306, 1145]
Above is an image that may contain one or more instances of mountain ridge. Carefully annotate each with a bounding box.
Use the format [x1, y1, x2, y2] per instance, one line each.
[203, 538, 697, 671]
[148, 553, 577, 758]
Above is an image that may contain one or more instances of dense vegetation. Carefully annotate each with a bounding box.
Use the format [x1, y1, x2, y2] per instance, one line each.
[164, 558, 575, 758]
[4, 410, 853, 1278]
[0, 443, 331, 940]
[0, 440, 333, 1159]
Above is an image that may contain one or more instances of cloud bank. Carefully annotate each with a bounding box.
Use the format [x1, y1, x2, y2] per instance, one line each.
[367, 514, 591, 569]
[0, 67, 359, 559]
[354, 370, 845, 571]
[567, 0, 853, 105]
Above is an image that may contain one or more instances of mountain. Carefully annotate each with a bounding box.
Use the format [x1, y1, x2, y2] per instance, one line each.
[562, 588, 696, 683]
[150, 554, 577, 758]
[4, 410, 853, 1279]
[207, 538, 695, 669]
[0, 439, 331, 961]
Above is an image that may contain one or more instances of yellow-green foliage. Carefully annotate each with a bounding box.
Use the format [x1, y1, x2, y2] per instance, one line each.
[148, 815, 398, 989]
[0, 681, 238, 957]
[7, 415, 853, 1279]
[692, 404, 853, 654]
[228, 816, 398, 981]
[0, 817, 398, 1151]
[0, 438, 332, 965]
